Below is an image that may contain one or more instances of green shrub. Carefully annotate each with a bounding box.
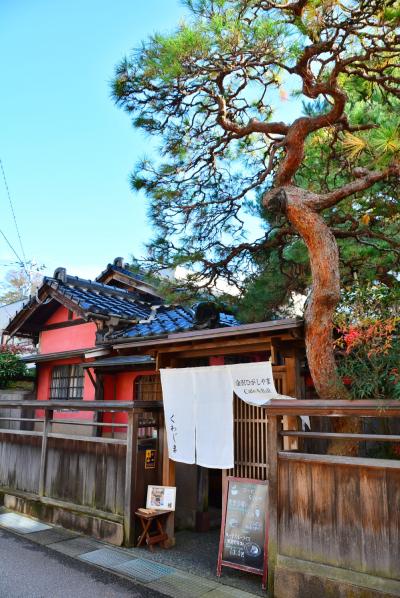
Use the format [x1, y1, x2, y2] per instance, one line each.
[335, 285, 400, 400]
[0, 348, 28, 388]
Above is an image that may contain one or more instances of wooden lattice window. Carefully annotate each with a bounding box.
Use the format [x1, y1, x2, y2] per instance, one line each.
[134, 374, 162, 402]
[134, 374, 161, 439]
[49, 365, 84, 400]
[228, 366, 287, 481]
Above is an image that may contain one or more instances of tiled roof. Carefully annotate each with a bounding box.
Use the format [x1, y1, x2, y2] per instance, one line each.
[112, 305, 240, 339]
[45, 275, 152, 321]
[95, 263, 145, 283]
[5, 264, 240, 339]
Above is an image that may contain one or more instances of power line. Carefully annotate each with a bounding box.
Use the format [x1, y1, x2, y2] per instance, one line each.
[0, 158, 28, 267]
[0, 158, 30, 280]
[0, 228, 24, 265]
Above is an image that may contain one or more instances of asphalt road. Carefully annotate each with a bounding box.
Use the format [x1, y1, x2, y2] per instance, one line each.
[0, 528, 166, 598]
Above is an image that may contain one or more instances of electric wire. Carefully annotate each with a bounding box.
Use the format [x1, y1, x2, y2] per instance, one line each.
[0, 228, 24, 265]
[0, 158, 30, 280]
[0, 158, 27, 265]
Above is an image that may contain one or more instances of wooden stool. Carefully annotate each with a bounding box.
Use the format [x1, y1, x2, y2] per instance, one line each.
[135, 510, 170, 549]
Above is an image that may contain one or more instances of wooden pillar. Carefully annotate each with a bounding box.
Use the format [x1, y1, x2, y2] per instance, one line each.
[283, 351, 299, 450]
[38, 408, 53, 497]
[157, 351, 176, 546]
[160, 411, 176, 546]
[124, 410, 139, 546]
[267, 414, 283, 597]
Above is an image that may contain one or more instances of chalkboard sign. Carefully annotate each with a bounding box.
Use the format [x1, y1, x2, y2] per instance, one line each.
[217, 477, 268, 589]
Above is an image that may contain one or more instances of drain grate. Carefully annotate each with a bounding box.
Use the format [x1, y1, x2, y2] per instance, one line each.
[0, 512, 51, 534]
[114, 558, 174, 583]
[48, 536, 102, 556]
[205, 587, 260, 598]
[79, 548, 132, 568]
[148, 571, 218, 597]
[25, 528, 78, 545]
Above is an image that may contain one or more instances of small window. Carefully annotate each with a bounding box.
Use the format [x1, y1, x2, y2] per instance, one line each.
[49, 364, 84, 400]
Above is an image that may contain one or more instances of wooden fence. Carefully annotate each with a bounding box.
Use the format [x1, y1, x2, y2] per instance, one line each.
[266, 400, 400, 598]
[0, 399, 162, 546]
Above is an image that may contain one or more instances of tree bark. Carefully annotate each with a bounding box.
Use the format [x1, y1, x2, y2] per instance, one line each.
[264, 185, 364, 454]
[264, 185, 348, 400]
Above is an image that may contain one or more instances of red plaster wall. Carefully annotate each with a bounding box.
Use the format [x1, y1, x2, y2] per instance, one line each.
[209, 356, 225, 365]
[102, 370, 155, 430]
[45, 306, 70, 325]
[35, 305, 97, 421]
[39, 322, 96, 353]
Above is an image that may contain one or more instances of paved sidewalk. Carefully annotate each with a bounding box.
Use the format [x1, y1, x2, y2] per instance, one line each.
[0, 509, 262, 598]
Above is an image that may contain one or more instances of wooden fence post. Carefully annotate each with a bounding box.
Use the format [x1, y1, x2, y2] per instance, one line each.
[124, 410, 138, 546]
[38, 408, 52, 497]
[267, 414, 283, 597]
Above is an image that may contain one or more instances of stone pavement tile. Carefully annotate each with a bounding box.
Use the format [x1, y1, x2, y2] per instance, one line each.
[24, 527, 79, 545]
[206, 586, 260, 598]
[147, 571, 218, 598]
[113, 558, 174, 583]
[0, 512, 51, 534]
[79, 547, 133, 568]
[47, 536, 103, 556]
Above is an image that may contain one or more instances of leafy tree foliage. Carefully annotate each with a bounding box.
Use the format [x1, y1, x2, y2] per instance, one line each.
[239, 84, 400, 321]
[113, 0, 399, 399]
[0, 265, 43, 305]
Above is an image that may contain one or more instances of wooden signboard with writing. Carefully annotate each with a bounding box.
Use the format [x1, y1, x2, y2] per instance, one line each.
[217, 477, 268, 589]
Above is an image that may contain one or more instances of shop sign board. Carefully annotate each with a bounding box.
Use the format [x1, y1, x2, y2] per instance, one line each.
[145, 449, 156, 469]
[146, 485, 176, 511]
[217, 477, 268, 589]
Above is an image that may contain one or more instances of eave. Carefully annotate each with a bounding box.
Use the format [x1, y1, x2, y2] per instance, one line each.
[22, 348, 95, 363]
[107, 318, 304, 351]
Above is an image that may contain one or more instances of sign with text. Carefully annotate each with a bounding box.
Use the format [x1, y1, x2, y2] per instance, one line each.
[145, 449, 156, 469]
[231, 361, 279, 406]
[217, 477, 268, 589]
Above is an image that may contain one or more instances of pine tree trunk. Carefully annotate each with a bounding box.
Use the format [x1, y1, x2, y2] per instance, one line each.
[265, 186, 361, 455]
[278, 187, 349, 399]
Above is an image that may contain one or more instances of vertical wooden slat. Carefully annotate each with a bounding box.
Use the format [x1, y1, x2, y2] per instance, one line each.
[387, 468, 400, 578]
[335, 464, 362, 570]
[360, 466, 390, 576]
[267, 414, 283, 597]
[38, 408, 52, 497]
[124, 410, 138, 546]
[310, 462, 337, 566]
[281, 459, 312, 560]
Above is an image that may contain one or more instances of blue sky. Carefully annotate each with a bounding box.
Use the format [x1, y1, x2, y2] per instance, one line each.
[0, 0, 300, 287]
[0, 0, 189, 283]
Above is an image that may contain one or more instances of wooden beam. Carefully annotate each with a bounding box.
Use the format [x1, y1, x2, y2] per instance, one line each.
[281, 431, 400, 442]
[0, 400, 162, 411]
[41, 318, 86, 331]
[172, 343, 272, 359]
[278, 451, 400, 470]
[85, 367, 97, 390]
[264, 400, 400, 417]
[270, 337, 281, 366]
